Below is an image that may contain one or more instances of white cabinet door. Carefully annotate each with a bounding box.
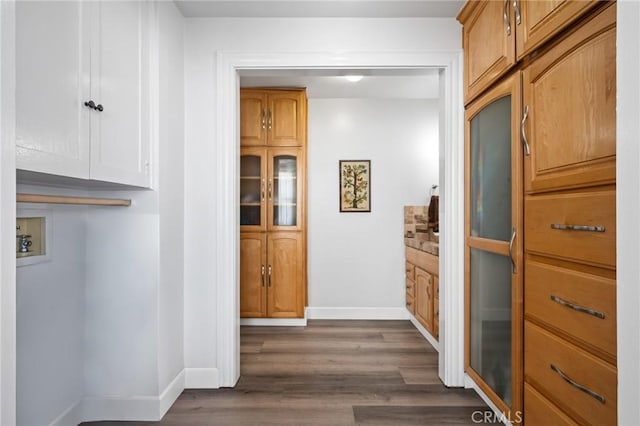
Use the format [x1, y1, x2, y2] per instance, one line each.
[16, 1, 90, 179]
[89, 1, 151, 187]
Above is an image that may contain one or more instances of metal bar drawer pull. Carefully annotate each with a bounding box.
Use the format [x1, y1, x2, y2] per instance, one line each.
[550, 295, 605, 319]
[550, 223, 605, 232]
[550, 364, 606, 404]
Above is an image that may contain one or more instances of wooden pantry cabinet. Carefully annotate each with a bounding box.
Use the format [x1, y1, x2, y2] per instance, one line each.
[459, 1, 617, 424]
[240, 88, 307, 319]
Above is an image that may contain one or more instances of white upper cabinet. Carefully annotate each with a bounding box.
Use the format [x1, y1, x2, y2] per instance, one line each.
[16, 1, 90, 179]
[16, 0, 153, 188]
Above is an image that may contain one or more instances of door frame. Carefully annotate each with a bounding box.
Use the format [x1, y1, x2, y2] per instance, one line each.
[212, 50, 466, 388]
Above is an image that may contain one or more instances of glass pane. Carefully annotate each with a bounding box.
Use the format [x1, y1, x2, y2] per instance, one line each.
[273, 155, 297, 227]
[470, 96, 512, 241]
[240, 155, 262, 226]
[469, 248, 512, 407]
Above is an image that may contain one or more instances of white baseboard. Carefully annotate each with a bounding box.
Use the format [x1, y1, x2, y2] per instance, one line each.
[408, 312, 440, 352]
[54, 371, 186, 424]
[49, 399, 83, 426]
[81, 394, 164, 422]
[305, 307, 410, 320]
[159, 370, 185, 419]
[240, 318, 307, 326]
[184, 367, 220, 389]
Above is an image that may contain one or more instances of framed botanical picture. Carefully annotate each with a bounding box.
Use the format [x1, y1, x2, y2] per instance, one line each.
[339, 160, 371, 212]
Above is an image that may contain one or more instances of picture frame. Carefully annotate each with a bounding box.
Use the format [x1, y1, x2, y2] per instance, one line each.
[339, 160, 371, 212]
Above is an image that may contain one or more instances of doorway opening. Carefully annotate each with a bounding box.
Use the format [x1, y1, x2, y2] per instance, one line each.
[211, 50, 465, 389]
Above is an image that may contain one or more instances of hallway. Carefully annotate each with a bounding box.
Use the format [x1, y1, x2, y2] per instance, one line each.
[85, 321, 492, 425]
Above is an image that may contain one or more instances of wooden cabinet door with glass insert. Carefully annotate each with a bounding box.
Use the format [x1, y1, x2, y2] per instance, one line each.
[240, 147, 267, 232]
[268, 147, 303, 232]
[465, 72, 523, 421]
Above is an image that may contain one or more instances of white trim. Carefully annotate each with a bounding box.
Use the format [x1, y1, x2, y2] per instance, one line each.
[241, 318, 307, 326]
[49, 400, 83, 426]
[158, 370, 185, 419]
[306, 307, 409, 320]
[438, 54, 465, 388]
[77, 370, 185, 422]
[82, 395, 163, 422]
[214, 49, 465, 391]
[184, 367, 220, 389]
[0, 1, 17, 425]
[408, 313, 440, 352]
[617, 2, 640, 423]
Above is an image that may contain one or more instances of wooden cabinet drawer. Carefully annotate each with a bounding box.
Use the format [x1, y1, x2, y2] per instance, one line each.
[525, 321, 617, 425]
[405, 261, 415, 281]
[525, 190, 615, 267]
[525, 260, 616, 360]
[406, 292, 415, 315]
[405, 277, 415, 298]
[524, 383, 577, 426]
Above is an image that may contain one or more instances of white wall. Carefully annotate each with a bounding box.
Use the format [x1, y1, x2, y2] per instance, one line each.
[307, 98, 438, 310]
[184, 16, 461, 379]
[157, 0, 185, 393]
[0, 1, 17, 424]
[16, 188, 87, 426]
[617, 2, 640, 424]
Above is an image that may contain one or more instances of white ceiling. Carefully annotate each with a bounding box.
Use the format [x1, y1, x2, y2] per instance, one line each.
[174, 0, 464, 18]
[175, 2, 456, 99]
[240, 68, 441, 99]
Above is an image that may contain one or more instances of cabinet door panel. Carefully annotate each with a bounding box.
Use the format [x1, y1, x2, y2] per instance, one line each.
[89, 0, 151, 187]
[523, 3, 616, 193]
[267, 232, 303, 318]
[268, 148, 303, 231]
[240, 233, 267, 318]
[415, 268, 433, 333]
[241, 91, 268, 146]
[240, 148, 267, 232]
[460, 0, 516, 104]
[516, 0, 600, 59]
[268, 91, 305, 147]
[16, 0, 90, 178]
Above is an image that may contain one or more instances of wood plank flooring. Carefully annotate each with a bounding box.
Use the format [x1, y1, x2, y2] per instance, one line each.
[82, 320, 492, 425]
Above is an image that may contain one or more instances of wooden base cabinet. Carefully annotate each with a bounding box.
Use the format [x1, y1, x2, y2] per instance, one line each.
[405, 247, 439, 340]
[240, 232, 304, 318]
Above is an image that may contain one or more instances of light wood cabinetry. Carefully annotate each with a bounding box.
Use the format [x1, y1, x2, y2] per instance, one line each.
[240, 88, 307, 319]
[460, 1, 617, 423]
[267, 232, 304, 318]
[240, 89, 306, 147]
[458, 0, 599, 105]
[464, 72, 524, 419]
[405, 247, 438, 340]
[522, 5, 616, 193]
[522, 4, 617, 424]
[16, 0, 152, 187]
[240, 233, 267, 318]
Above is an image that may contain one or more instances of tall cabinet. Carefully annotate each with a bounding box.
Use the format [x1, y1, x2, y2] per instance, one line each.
[459, 1, 616, 424]
[240, 89, 307, 318]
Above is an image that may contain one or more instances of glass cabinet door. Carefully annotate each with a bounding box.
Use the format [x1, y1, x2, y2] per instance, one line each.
[240, 148, 266, 231]
[268, 148, 302, 231]
[465, 73, 523, 419]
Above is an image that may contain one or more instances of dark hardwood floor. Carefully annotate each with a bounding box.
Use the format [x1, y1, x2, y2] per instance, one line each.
[83, 320, 492, 425]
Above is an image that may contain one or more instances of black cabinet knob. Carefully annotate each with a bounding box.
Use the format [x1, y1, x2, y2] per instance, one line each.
[84, 100, 104, 112]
